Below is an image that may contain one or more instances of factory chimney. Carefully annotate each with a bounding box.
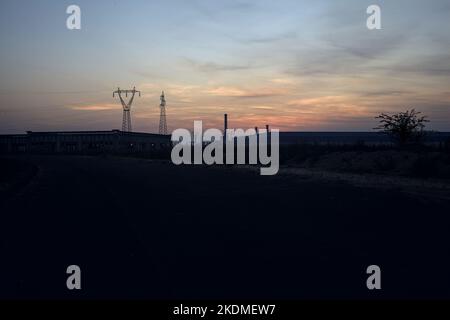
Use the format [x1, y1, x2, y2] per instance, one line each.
[224, 114, 228, 141]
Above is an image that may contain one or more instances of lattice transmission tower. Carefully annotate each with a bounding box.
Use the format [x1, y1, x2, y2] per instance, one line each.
[159, 91, 168, 135]
[113, 87, 141, 132]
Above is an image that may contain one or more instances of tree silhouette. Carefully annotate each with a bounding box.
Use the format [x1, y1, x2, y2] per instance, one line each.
[375, 109, 429, 146]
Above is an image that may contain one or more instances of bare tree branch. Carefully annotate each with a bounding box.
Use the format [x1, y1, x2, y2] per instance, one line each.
[374, 109, 429, 145]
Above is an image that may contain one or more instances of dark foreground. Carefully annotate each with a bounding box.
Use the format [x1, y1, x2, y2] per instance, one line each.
[1, 155, 450, 299]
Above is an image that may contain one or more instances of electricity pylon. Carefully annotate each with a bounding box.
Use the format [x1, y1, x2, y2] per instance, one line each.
[159, 91, 168, 135]
[113, 87, 141, 132]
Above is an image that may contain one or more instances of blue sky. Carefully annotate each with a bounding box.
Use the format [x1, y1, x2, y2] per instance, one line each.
[1, 0, 450, 133]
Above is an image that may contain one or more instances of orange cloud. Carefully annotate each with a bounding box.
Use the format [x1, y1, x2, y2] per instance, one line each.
[270, 78, 297, 85]
[287, 96, 373, 116]
[206, 86, 287, 98]
[70, 103, 118, 111]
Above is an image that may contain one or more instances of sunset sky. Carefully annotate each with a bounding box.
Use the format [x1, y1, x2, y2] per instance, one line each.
[1, 0, 450, 133]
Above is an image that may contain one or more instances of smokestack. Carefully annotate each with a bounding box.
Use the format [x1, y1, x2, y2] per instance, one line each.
[224, 114, 228, 141]
[266, 124, 269, 132]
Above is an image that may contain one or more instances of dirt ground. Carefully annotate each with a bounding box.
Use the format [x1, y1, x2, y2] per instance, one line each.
[1, 155, 450, 299]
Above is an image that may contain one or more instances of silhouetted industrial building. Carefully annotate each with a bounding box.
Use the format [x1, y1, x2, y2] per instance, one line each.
[2, 130, 450, 155]
[278, 132, 450, 145]
[0, 130, 171, 154]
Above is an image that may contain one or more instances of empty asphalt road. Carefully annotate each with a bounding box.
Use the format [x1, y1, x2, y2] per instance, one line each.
[1, 155, 450, 299]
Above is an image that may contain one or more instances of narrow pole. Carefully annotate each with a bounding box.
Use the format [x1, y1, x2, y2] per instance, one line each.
[224, 114, 228, 141]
